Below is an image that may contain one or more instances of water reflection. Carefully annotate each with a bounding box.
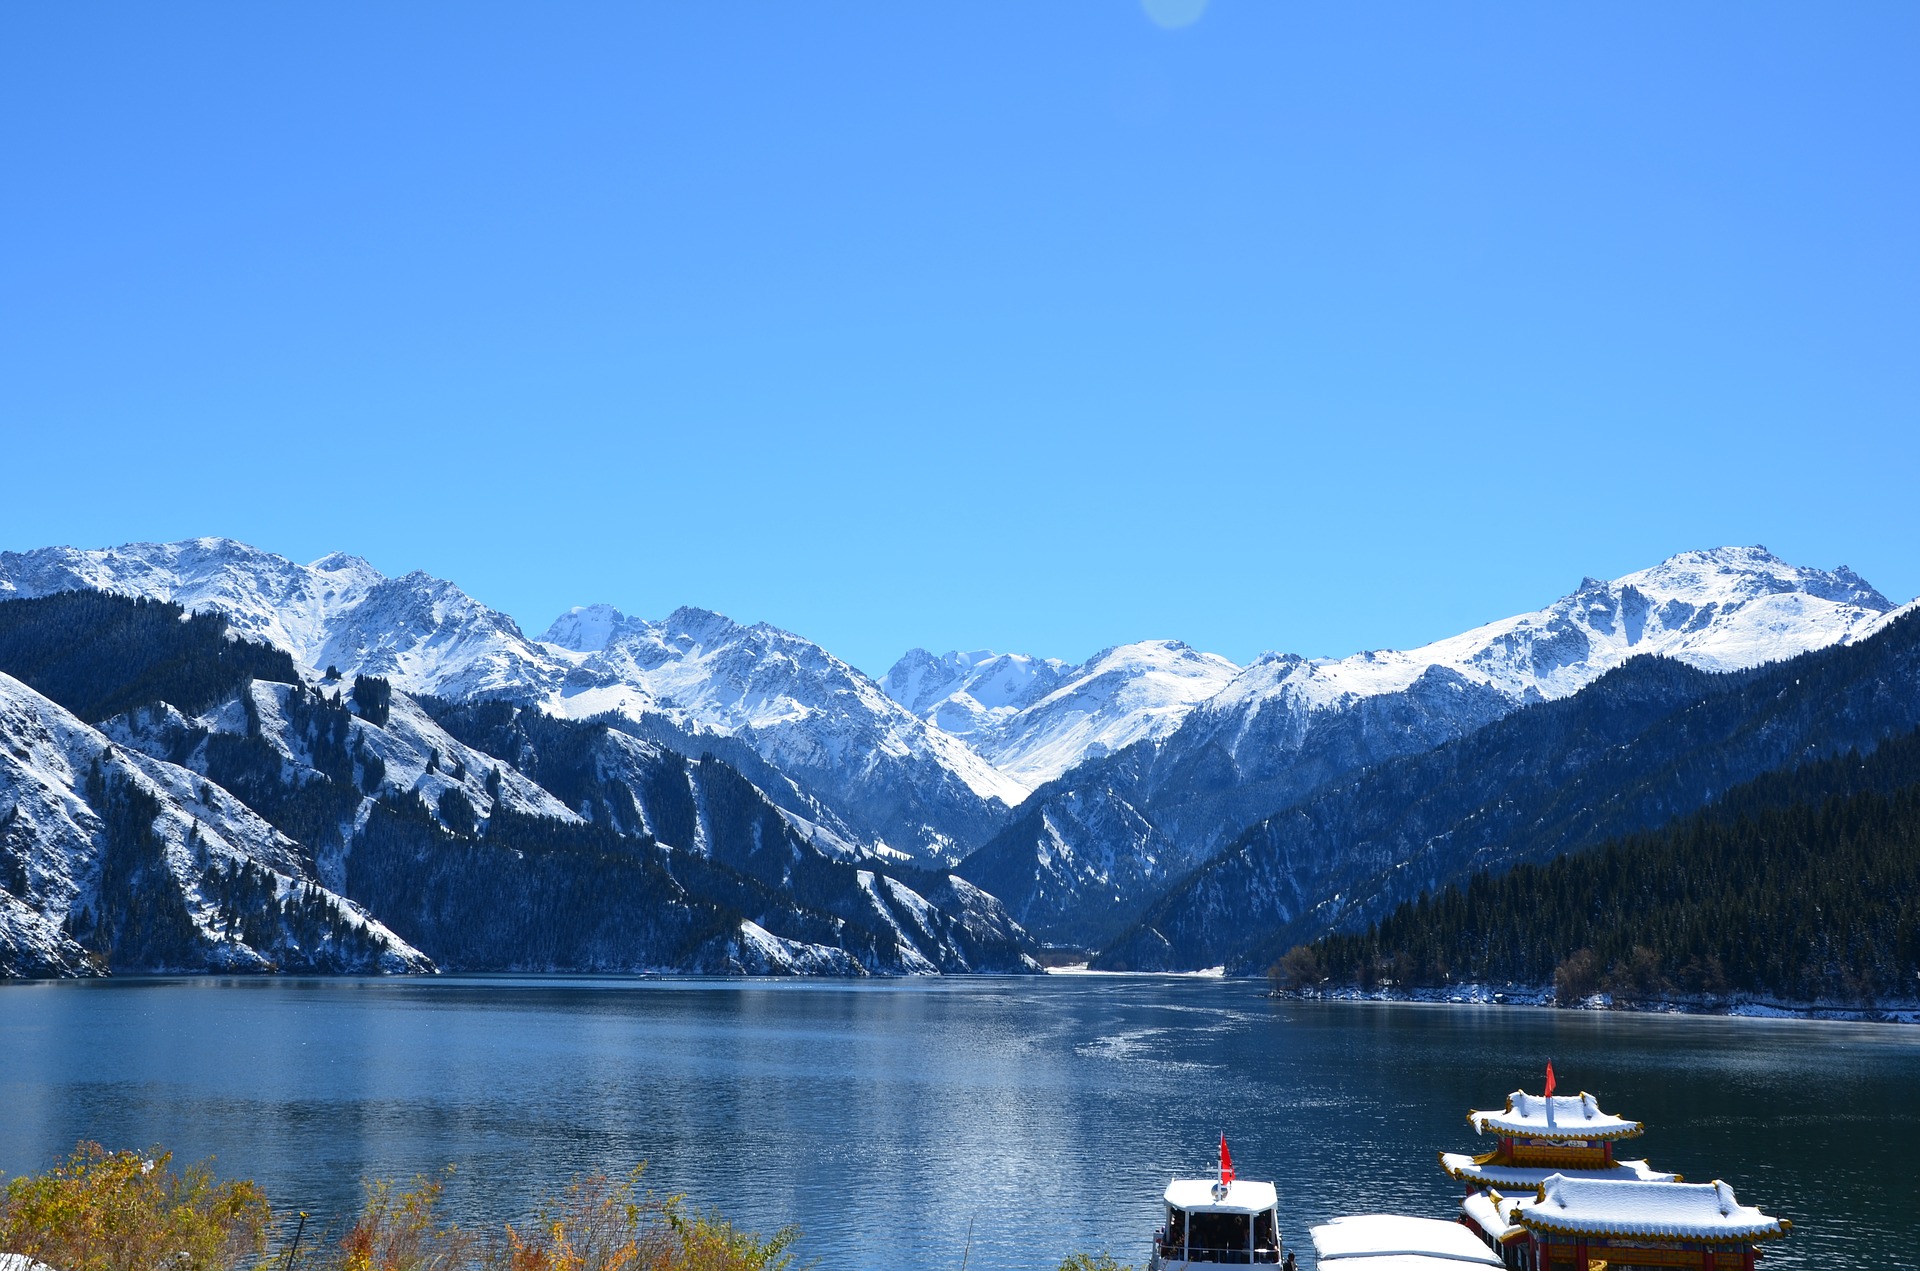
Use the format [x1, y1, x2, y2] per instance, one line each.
[0, 977, 1914, 1270]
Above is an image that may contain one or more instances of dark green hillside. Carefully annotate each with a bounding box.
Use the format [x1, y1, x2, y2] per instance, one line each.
[0, 591, 297, 721]
[1286, 728, 1920, 1004]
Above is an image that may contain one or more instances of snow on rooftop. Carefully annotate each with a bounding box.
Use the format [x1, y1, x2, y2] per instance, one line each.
[1512, 1176, 1790, 1243]
[1310, 1215, 1502, 1266]
[1440, 1152, 1677, 1188]
[1460, 1192, 1523, 1245]
[1163, 1179, 1278, 1214]
[1470, 1091, 1642, 1140]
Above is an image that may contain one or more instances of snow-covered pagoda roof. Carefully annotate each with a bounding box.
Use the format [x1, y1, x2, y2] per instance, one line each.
[1461, 1191, 1524, 1245]
[1163, 1178, 1278, 1214]
[1469, 1091, 1643, 1141]
[1439, 1150, 1677, 1189]
[1511, 1176, 1791, 1243]
[1311, 1215, 1503, 1267]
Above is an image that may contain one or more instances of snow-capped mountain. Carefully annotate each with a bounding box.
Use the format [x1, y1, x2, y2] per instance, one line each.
[1201, 546, 1893, 725]
[882, 641, 1242, 788]
[0, 670, 431, 976]
[959, 547, 1903, 946]
[0, 541, 1020, 862]
[1094, 604, 1920, 974]
[539, 604, 1025, 858]
[0, 538, 567, 701]
[3, 536, 1910, 963]
[0, 589, 1040, 977]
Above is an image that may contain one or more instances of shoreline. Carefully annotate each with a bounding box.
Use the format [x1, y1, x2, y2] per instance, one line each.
[1268, 982, 1920, 1025]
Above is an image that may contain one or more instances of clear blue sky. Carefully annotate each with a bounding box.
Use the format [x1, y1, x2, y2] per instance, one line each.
[3, 3, 1915, 676]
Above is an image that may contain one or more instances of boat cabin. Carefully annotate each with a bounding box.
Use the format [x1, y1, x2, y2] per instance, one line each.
[1153, 1179, 1283, 1266]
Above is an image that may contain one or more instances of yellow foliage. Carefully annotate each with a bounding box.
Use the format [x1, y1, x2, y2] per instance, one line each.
[1058, 1255, 1136, 1271]
[309, 1166, 798, 1271]
[0, 1141, 271, 1271]
[1, 1146, 798, 1271]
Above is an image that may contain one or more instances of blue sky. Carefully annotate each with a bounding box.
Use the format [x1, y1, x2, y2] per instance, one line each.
[3, 3, 1915, 676]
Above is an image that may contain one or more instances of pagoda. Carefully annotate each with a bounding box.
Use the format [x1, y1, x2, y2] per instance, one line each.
[1444, 1087, 1678, 1192]
[1445, 1068, 1788, 1271]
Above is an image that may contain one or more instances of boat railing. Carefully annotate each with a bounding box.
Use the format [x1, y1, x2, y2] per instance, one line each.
[1152, 1236, 1281, 1264]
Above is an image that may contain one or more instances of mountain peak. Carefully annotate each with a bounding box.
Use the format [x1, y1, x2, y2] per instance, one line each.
[309, 550, 381, 578]
[542, 603, 627, 652]
[1616, 545, 1892, 614]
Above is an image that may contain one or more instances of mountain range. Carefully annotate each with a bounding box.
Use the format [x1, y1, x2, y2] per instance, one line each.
[0, 537, 1911, 978]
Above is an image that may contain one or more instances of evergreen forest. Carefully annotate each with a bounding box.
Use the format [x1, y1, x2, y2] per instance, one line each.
[1279, 728, 1920, 1005]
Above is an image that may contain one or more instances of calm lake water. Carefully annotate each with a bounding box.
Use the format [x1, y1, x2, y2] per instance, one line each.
[1, 976, 1915, 1270]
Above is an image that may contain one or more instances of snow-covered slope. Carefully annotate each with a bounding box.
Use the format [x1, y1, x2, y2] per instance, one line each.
[0, 539, 567, 701]
[0, 671, 431, 976]
[0, 542, 1019, 862]
[962, 547, 1903, 946]
[1209, 546, 1891, 723]
[884, 641, 1242, 787]
[541, 604, 1024, 858]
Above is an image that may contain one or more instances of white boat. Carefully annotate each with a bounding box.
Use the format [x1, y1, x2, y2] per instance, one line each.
[1149, 1137, 1285, 1267]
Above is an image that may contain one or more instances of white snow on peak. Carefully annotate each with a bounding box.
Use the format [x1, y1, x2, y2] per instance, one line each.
[543, 605, 1030, 810]
[0, 539, 562, 702]
[0, 541, 1029, 860]
[543, 604, 625, 653]
[884, 639, 1242, 788]
[1201, 545, 1896, 722]
[0, 538, 383, 664]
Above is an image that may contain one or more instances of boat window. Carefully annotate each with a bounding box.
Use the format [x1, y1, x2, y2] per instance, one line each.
[1253, 1208, 1278, 1255]
[1185, 1211, 1251, 1263]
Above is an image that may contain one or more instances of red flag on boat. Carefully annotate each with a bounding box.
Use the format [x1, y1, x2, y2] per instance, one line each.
[1220, 1134, 1235, 1185]
[1544, 1060, 1557, 1098]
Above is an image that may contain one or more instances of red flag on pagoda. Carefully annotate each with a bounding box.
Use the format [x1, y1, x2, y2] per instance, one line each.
[1219, 1133, 1235, 1185]
[1544, 1060, 1557, 1098]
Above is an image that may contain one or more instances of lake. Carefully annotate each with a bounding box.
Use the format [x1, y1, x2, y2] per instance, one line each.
[1, 976, 1915, 1270]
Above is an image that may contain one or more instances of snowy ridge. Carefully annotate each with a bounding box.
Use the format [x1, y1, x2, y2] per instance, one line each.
[959, 547, 1907, 947]
[541, 604, 1027, 855]
[728, 921, 865, 976]
[1204, 546, 1893, 725]
[2, 539, 1906, 897]
[882, 640, 1241, 787]
[0, 543, 1023, 862]
[0, 671, 431, 975]
[0, 539, 567, 702]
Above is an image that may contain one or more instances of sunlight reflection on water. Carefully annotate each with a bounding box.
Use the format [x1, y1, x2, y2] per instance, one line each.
[0, 977, 1914, 1271]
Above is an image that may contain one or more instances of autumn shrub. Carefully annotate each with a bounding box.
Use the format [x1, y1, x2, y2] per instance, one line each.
[314, 1167, 799, 1271]
[1, 1147, 796, 1271]
[0, 1141, 271, 1271]
[1057, 1255, 1135, 1271]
